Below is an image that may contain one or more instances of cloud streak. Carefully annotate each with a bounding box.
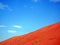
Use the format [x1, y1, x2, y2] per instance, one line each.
[13, 25, 22, 29]
[50, 0, 60, 2]
[32, 0, 40, 2]
[0, 2, 12, 11]
[32, 0, 60, 2]
[8, 30, 16, 33]
[0, 25, 7, 28]
[0, 25, 22, 29]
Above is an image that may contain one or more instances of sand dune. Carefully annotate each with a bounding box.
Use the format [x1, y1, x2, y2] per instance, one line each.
[0, 22, 60, 45]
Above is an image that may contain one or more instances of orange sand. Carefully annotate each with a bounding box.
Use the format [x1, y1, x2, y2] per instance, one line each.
[0, 22, 60, 45]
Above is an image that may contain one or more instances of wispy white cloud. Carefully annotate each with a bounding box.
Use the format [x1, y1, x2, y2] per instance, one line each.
[50, 0, 60, 2]
[0, 25, 7, 28]
[32, 0, 40, 2]
[24, 5, 27, 7]
[30, 7, 33, 9]
[13, 25, 22, 29]
[0, 25, 22, 29]
[0, 2, 12, 11]
[8, 30, 16, 33]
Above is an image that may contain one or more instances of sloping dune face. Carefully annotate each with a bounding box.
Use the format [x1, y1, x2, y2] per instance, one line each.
[0, 22, 60, 45]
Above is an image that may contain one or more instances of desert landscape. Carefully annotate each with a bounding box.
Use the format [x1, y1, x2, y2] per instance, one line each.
[0, 22, 60, 45]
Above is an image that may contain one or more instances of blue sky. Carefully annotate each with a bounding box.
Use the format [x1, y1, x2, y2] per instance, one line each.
[0, 0, 60, 42]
